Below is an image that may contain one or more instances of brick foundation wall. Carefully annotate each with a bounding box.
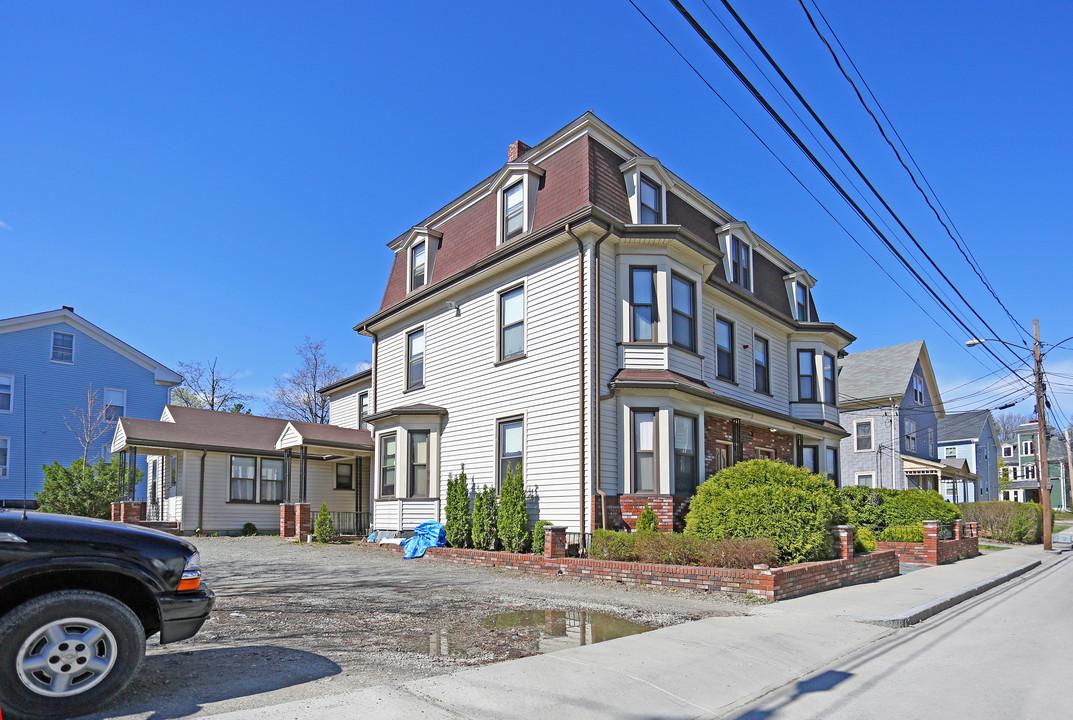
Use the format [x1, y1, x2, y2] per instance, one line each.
[280, 504, 296, 538]
[704, 417, 794, 476]
[593, 494, 625, 530]
[377, 525, 899, 601]
[594, 495, 690, 532]
[111, 501, 146, 524]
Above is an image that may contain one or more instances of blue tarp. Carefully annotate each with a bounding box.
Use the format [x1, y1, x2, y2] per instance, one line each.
[403, 521, 446, 559]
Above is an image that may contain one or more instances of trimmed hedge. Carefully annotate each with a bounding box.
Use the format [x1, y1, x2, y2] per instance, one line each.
[876, 523, 924, 543]
[960, 501, 1047, 543]
[590, 529, 777, 569]
[836, 486, 960, 529]
[854, 525, 877, 552]
[685, 460, 839, 564]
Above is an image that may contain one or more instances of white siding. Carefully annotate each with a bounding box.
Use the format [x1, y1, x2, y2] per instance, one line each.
[622, 345, 666, 369]
[327, 381, 371, 430]
[598, 246, 620, 496]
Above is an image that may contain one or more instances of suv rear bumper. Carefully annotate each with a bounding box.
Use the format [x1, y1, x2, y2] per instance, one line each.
[157, 588, 215, 644]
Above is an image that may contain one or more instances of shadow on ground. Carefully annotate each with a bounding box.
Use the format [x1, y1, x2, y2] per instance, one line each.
[76, 645, 341, 720]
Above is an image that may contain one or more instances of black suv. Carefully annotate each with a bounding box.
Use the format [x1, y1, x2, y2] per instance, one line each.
[0, 509, 214, 720]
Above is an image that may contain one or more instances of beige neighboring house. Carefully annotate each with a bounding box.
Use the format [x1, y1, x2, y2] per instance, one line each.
[111, 405, 372, 535]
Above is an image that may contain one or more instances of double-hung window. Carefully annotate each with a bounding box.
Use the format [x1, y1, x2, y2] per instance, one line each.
[497, 417, 524, 489]
[795, 284, 809, 321]
[51, 331, 74, 363]
[104, 388, 126, 422]
[630, 267, 656, 342]
[912, 376, 925, 404]
[1025, 463, 1037, 480]
[230, 456, 256, 502]
[261, 458, 284, 502]
[826, 447, 839, 485]
[905, 419, 917, 452]
[503, 181, 525, 240]
[335, 462, 354, 490]
[358, 392, 369, 430]
[731, 236, 751, 290]
[945, 446, 957, 459]
[822, 353, 836, 404]
[632, 410, 656, 493]
[639, 175, 661, 224]
[716, 317, 735, 382]
[673, 413, 698, 496]
[409, 432, 429, 497]
[1003, 445, 1013, 458]
[499, 286, 525, 361]
[0, 374, 12, 412]
[754, 337, 769, 394]
[0, 437, 8, 479]
[1022, 440, 1034, 455]
[670, 274, 695, 352]
[797, 349, 816, 401]
[410, 240, 426, 290]
[856, 473, 874, 488]
[800, 445, 818, 473]
[855, 419, 873, 452]
[406, 329, 424, 389]
[380, 434, 397, 497]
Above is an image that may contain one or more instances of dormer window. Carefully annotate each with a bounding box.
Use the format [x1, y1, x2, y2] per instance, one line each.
[912, 375, 925, 404]
[410, 240, 427, 290]
[795, 283, 810, 321]
[503, 182, 524, 240]
[639, 175, 662, 224]
[731, 236, 751, 291]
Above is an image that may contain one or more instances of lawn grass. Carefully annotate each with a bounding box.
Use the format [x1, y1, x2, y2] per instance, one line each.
[979, 544, 1011, 551]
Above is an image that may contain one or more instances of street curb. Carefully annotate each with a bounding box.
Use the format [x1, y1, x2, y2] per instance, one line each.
[845, 559, 1042, 628]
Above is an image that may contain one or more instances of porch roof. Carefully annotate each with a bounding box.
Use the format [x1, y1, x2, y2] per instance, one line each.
[276, 421, 373, 453]
[902, 455, 978, 481]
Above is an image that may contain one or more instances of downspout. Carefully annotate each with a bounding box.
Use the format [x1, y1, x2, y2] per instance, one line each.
[567, 224, 587, 535]
[590, 224, 611, 529]
[198, 450, 206, 533]
[890, 398, 897, 490]
[368, 329, 379, 414]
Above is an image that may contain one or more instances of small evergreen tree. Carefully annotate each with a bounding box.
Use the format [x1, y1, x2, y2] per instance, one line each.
[471, 484, 499, 550]
[636, 504, 659, 533]
[314, 501, 335, 543]
[532, 520, 552, 555]
[497, 467, 529, 552]
[37, 458, 138, 519]
[444, 466, 472, 548]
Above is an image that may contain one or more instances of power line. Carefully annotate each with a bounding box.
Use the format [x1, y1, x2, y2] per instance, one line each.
[797, 0, 1032, 345]
[663, 0, 1030, 385]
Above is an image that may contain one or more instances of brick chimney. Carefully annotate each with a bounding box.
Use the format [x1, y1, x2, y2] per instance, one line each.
[508, 140, 531, 162]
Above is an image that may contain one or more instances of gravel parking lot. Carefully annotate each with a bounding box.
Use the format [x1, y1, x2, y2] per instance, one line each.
[83, 536, 752, 719]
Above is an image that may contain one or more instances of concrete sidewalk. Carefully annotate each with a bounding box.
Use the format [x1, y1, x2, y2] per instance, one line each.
[213, 545, 1054, 720]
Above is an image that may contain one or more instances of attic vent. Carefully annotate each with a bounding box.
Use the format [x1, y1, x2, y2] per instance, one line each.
[508, 140, 530, 162]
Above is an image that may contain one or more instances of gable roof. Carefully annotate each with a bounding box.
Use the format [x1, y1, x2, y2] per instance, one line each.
[0, 307, 182, 385]
[838, 340, 944, 417]
[938, 410, 993, 443]
[317, 368, 372, 396]
[113, 405, 371, 456]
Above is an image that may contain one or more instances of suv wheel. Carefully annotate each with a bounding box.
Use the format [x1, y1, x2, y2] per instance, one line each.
[0, 590, 146, 720]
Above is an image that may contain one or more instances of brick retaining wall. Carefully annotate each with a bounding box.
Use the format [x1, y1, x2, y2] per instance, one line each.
[875, 520, 980, 566]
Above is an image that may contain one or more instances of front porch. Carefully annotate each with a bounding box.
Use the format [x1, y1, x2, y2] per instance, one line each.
[903, 455, 978, 503]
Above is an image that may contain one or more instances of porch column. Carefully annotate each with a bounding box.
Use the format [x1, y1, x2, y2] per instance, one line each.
[283, 448, 292, 503]
[299, 445, 308, 503]
[129, 447, 138, 500]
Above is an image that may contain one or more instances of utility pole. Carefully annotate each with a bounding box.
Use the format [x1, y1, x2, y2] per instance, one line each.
[1064, 427, 1072, 514]
[1034, 319, 1052, 550]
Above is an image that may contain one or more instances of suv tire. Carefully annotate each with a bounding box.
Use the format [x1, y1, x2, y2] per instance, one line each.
[0, 590, 146, 720]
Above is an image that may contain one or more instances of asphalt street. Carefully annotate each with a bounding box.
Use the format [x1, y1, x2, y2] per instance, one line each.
[732, 550, 1073, 719]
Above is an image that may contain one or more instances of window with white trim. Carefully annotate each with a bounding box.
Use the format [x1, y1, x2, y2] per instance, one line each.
[797, 349, 816, 401]
[1002, 445, 1013, 458]
[0, 437, 8, 478]
[716, 317, 735, 382]
[800, 445, 818, 473]
[632, 409, 656, 493]
[639, 175, 662, 224]
[670, 273, 695, 352]
[503, 181, 525, 241]
[855, 419, 873, 452]
[673, 413, 698, 496]
[410, 240, 427, 290]
[822, 353, 836, 404]
[380, 434, 397, 497]
[731, 236, 751, 291]
[795, 283, 810, 321]
[630, 267, 656, 342]
[945, 446, 957, 458]
[905, 419, 917, 452]
[1025, 463, 1036, 480]
[261, 458, 285, 501]
[51, 331, 74, 363]
[754, 337, 769, 394]
[499, 285, 525, 361]
[409, 431, 430, 497]
[497, 417, 524, 490]
[713, 441, 732, 472]
[855, 472, 875, 488]
[1022, 439, 1034, 455]
[756, 447, 775, 461]
[826, 447, 839, 484]
[406, 328, 424, 389]
[0, 374, 12, 413]
[358, 392, 369, 430]
[912, 375, 925, 404]
[104, 388, 126, 422]
[334, 462, 354, 491]
[230, 456, 256, 502]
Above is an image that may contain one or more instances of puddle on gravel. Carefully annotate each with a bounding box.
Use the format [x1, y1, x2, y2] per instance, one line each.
[408, 609, 654, 658]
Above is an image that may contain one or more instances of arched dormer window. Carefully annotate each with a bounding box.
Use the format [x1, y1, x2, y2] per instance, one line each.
[490, 162, 545, 245]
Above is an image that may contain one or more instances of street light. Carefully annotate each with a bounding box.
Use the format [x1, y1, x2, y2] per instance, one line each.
[965, 322, 1068, 550]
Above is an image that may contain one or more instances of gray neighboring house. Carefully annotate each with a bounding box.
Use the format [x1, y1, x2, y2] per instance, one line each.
[837, 340, 976, 499]
[937, 410, 1000, 502]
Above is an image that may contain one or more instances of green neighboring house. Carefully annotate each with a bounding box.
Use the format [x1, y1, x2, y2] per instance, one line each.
[999, 420, 1070, 511]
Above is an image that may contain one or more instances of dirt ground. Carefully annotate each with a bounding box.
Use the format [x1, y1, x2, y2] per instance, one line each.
[81, 535, 753, 719]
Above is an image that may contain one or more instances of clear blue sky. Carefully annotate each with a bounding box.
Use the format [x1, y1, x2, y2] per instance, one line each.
[3, 1, 1071, 424]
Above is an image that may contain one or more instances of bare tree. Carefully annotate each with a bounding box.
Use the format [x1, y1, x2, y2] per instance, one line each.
[64, 386, 112, 479]
[267, 337, 345, 423]
[995, 410, 1032, 445]
[172, 359, 253, 411]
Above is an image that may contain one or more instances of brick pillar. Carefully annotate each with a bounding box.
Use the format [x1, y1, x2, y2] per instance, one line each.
[295, 503, 313, 539]
[832, 525, 855, 560]
[968, 521, 979, 538]
[923, 520, 940, 563]
[111, 502, 121, 522]
[113, 501, 145, 524]
[954, 519, 962, 540]
[280, 504, 296, 538]
[544, 525, 568, 559]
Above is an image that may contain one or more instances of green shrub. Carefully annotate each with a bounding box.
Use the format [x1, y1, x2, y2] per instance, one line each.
[532, 520, 552, 555]
[854, 525, 877, 553]
[37, 458, 140, 519]
[471, 485, 499, 550]
[685, 460, 839, 564]
[497, 467, 530, 553]
[589, 529, 776, 568]
[876, 523, 924, 543]
[444, 467, 472, 548]
[635, 504, 659, 533]
[836, 486, 959, 529]
[313, 501, 335, 543]
[242, 522, 258, 536]
[961, 501, 1044, 543]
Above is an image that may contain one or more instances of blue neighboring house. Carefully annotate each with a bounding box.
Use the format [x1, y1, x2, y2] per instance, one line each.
[0, 306, 182, 506]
